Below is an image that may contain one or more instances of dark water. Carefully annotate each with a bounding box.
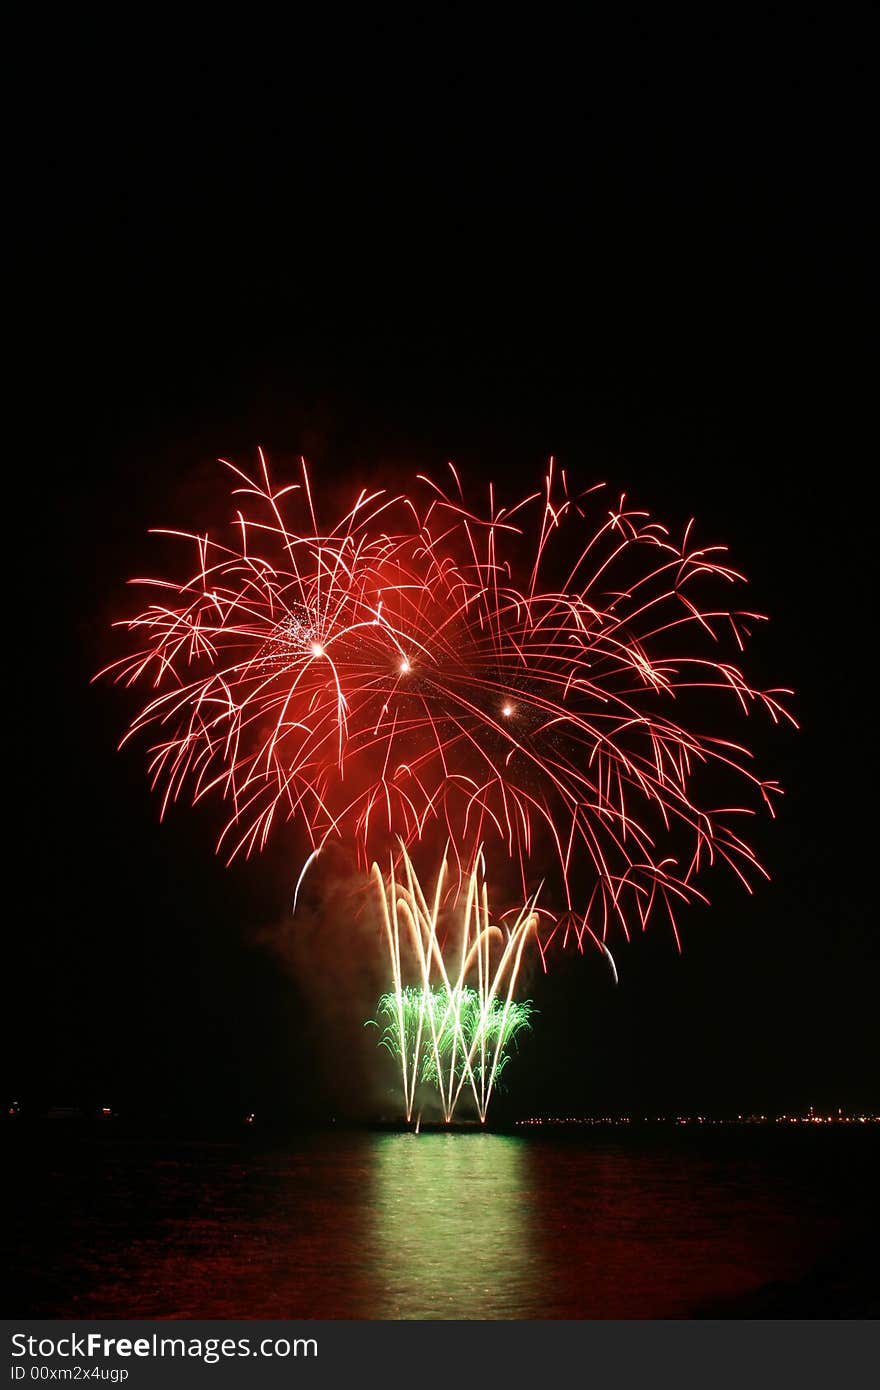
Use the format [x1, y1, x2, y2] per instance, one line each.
[6, 1128, 878, 1318]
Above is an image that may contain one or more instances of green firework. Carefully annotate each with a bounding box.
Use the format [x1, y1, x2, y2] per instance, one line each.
[367, 985, 534, 1112]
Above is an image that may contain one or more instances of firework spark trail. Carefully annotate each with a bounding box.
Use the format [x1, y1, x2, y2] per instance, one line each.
[369, 846, 538, 1122]
[100, 449, 795, 958]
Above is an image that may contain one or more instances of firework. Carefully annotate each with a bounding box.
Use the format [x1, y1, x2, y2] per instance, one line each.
[368, 986, 534, 1120]
[369, 846, 537, 1122]
[101, 450, 794, 960]
[101, 450, 796, 1122]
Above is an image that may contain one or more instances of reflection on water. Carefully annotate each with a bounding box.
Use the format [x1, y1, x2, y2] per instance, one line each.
[7, 1129, 878, 1318]
[366, 1135, 543, 1317]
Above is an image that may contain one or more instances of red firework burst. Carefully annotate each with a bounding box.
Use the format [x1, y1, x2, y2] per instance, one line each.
[99, 450, 795, 954]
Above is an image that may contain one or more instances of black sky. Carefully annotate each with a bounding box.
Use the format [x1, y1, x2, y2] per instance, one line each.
[7, 14, 876, 1121]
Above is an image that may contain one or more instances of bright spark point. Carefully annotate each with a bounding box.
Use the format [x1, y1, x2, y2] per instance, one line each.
[501, 704, 513, 717]
[310, 642, 324, 658]
[400, 658, 410, 673]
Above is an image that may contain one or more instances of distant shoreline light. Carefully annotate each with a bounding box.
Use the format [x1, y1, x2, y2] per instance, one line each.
[514, 1112, 879, 1127]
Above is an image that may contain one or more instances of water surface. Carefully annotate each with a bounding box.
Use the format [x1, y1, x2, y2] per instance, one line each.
[6, 1128, 878, 1318]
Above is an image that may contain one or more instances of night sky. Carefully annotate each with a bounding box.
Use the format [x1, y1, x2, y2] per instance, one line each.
[7, 15, 876, 1124]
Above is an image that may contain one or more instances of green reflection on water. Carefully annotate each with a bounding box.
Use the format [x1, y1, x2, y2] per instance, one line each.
[366, 1133, 543, 1319]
